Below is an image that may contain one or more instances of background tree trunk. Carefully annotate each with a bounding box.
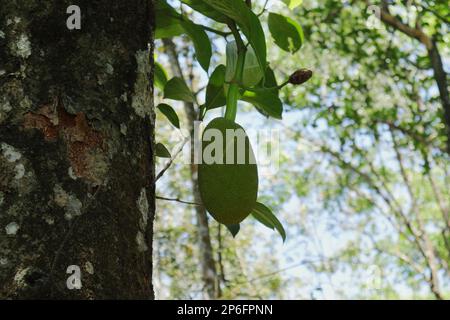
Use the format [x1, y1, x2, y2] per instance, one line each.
[0, 0, 155, 299]
[163, 39, 220, 299]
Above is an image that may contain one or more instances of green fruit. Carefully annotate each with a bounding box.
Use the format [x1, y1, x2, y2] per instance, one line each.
[198, 117, 258, 225]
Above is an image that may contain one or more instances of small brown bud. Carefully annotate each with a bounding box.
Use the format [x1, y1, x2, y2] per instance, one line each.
[289, 69, 313, 85]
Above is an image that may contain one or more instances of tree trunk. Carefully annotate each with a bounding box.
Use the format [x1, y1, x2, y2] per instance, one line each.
[376, 2, 450, 152]
[162, 39, 220, 299]
[0, 0, 155, 299]
[428, 40, 450, 154]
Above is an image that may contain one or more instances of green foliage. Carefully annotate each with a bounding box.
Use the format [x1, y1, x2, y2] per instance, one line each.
[156, 1, 211, 71]
[283, 0, 303, 10]
[205, 0, 267, 73]
[155, 142, 171, 158]
[154, 0, 310, 239]
[274, 0, 450, 299]
[268, 12, 304, 53]
[155, 0, 450, 300]
[155, 1, 184, 39]
[241, 90, 283, 119]
[157, 103, 180, 129]
[204, 65, 227, 111]
[242, 46, 265, 87]
[180, 0, 228, 23]
[155, 62, 168, 90]
[251, 202, 286, 242]
[260, 66, 278, 94]
[180, 20, 212, 71]
[163, 77, 195, 103]
[225, 41, 239, 83]
[225, 41, 264, 87]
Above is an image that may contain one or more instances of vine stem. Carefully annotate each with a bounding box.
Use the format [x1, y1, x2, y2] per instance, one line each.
[224, 54, 244, 121]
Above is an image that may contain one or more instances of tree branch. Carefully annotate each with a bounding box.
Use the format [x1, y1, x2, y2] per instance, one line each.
[156, 195, 200, 206]
[155, 136, 189, 182]
[390, 128, 444, 299]
[374, 1, 432, 49]
[368, 0, 450, 152]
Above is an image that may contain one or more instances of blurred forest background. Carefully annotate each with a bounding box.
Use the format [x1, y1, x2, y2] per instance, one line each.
[154, 0, 449, 299]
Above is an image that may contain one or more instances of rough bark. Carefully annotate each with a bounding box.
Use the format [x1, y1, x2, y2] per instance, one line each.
[0, 0, 155, 299]
[162, 39, 220, 299]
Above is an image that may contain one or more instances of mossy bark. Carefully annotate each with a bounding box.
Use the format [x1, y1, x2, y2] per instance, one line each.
[0, 0, 155, 299]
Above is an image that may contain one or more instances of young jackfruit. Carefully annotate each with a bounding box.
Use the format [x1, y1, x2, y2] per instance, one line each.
[198, 117, 258, 225]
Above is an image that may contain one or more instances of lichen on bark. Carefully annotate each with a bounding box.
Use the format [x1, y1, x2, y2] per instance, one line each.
[0, 0, 155, 299]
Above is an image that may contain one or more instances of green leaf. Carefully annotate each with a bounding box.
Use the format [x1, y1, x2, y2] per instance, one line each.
[155, 143, 171, 158]
[157, 103, 180, 129]
[205, 0, 267, 73]
[268, 12, 304, 53]
[226, 224, 240, 238]
[225, 41, 239, 83]
[164, 77, 195, 103]
[155, 1, 213, 72]
[258, 66, 278, 94]
[262, 66, 278, 88]
[252, 67, 279, 117]
[243, 46, 264, 87]
[204, 65, 227, 111]
[241, 90, 283, 119]
[226, 41, 263, 87]
[283, 0, 303, 10]
[156, 18, 184, 39]
[252, 202, 286, 242]
[155, 63, 168, 90]
[155, 1, 184, 39]
[181, 21, 212, 72]
[181, 0, 228, 23]
[156, 1, 212, 70]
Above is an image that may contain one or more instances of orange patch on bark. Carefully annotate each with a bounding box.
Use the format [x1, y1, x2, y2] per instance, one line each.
[23, 103, 106, 183]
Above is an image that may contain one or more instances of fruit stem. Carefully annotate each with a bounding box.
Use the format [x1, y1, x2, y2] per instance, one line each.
[225, 22, 246, 122]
